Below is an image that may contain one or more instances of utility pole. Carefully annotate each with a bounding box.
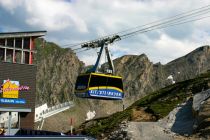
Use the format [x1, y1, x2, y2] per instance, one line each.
[70, 118, 73, 135]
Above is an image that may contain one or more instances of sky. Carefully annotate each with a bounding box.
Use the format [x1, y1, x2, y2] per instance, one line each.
[0, 0, 210, 65]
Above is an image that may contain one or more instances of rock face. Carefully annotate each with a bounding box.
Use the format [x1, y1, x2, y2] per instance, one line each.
[35, 41, 210, 132]
[35, 40, 84, 106]
[114, 45, 210, 107]
[193, 89, 210, 138]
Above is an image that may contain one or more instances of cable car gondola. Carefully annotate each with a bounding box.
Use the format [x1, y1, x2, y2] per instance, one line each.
[75, 73, 124, 100]
[74, 35, 124, 100]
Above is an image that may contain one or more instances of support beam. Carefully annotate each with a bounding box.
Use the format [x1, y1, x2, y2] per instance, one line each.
[8, 112, 11, 135]
[105, 45, 115, 74]
[87, 44, 105, 73]
[18, 113, 20, 129]
[81, 35, 120, 74]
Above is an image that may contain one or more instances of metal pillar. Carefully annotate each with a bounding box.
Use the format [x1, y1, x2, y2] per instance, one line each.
[18, 112, 20, 129]
[105, 45, 115, 74]
[87, 43, 105, 73]
[39, 117, 45, 130]
[8, 112, 11, 135]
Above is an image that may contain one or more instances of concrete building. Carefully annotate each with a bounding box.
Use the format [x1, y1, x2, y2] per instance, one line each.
[0, 31, 46, 134]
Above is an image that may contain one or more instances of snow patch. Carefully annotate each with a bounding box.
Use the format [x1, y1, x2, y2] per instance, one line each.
[167, 75, 176, 84]
[86, 110, 96, 121]
[167, 75, 173, 80]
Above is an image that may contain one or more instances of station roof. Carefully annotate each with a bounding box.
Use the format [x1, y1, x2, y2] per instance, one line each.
[0, 107, 31, 112]
[0, 30, 47, 38]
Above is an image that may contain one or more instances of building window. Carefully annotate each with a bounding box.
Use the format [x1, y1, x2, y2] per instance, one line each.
[23, 51, 29, 64]
[15, 50, 21, 63]
[7, 38, 14, 47]
[0, 36, 36, 65]
[0, 39, 5, 46]
[0, 48, 5, 61]
[23, 37, 30, 50]
[15, 38, 22, 49]
[6, 49, 13, 62]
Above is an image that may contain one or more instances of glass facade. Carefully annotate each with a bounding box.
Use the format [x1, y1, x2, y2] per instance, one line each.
[0, 39, 5, 46]
[0, 48, 4, 61]
[15, 38, 22, 49]
[0, 37, 34, 64]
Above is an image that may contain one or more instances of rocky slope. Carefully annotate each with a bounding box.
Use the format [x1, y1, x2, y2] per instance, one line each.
[34, 40, 210, 132]
[35, 39, 84, 106]
[76, 71, 210, 139]
[193, 89, 210, 138]
[104, 90, 210, 140]
[107, 100, 196, 140]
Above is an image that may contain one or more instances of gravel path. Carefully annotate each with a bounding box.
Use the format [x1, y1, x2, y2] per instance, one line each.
[127, 122, 175, 140]
[127, 99, 195, 140]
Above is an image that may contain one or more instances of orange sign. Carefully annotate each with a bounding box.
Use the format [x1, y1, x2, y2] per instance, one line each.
[2, 79, 19, 98]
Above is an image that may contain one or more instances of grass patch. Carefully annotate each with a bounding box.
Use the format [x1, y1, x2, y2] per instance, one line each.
[83, 109, 132, 136]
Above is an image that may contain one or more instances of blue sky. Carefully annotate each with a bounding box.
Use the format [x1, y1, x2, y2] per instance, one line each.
[0, 0, 210, 65]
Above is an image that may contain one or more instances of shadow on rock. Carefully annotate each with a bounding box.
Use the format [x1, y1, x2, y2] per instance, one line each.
[171, 99, 195, 135]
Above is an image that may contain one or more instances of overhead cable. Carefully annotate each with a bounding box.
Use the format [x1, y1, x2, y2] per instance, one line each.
[64, 4, 210, 53]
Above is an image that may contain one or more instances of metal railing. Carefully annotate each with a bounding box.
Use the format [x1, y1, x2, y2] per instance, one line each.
[35, 101, 74, 122]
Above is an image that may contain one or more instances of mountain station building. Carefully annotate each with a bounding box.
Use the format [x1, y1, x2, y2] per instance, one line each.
[0, 31, 46, 135]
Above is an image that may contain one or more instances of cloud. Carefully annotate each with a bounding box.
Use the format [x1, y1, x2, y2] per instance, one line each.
[0, 0, 23, 13]
[0, 0, 210, 65]
[0, 0, 88, 32]
[152, 34, 197, 62]
[25, 0, 88, 32]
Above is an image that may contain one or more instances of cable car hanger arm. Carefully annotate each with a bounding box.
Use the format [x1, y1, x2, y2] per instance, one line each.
[81, 35, 121, 74]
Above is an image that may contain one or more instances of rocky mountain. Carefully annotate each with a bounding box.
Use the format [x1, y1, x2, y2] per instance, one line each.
[35, 39, 84, 106]
[34, 39, 210, 132]
[114, 45, 210, 107]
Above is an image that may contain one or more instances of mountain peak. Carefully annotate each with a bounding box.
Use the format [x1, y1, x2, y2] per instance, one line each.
[195, 45, 210, 52]
[166, 45, 210, 65]
[188, 45, 210, 56]
[114, 53, 149, 64]
[139, 53, 147, 58]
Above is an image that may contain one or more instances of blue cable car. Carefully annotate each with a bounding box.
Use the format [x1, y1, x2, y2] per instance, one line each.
[74, 35, 124, 100]
[75, 73, 124, 100]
